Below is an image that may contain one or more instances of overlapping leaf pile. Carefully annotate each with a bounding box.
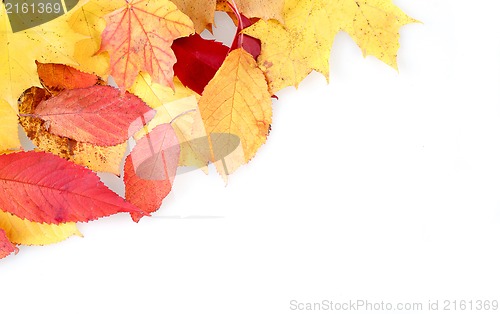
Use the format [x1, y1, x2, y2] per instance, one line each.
[0, 0, 416, 259]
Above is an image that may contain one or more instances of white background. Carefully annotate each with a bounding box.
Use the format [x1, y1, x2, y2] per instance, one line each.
[2, 1, 500, 313]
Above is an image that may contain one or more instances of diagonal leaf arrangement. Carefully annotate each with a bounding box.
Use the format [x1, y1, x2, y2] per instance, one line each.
[0, 0, 417, 260]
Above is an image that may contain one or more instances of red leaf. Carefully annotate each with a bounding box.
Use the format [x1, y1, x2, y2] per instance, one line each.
[36, 61, 100, 93]
[0, 151, 143, 224]
[124, 124, 180, 222]
[33, 85, 155, 146]
[172, 34, 229, 95]
[0, 229, 17, 259]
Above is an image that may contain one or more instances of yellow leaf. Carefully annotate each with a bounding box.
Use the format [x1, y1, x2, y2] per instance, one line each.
[130, 73, 208, 169]
[244, 0, 417, 93]
[198, 48, 272, 174]
[70, 143, 127, 175]
[19, 87, 126, 175]
[0, 1, 107, 148]
[0, 100, 20, 151]
[0, 1, 85, 104]
[330, 0, 418, 69]
[171, 0, 216, 33]
[0, 210, 81, 246]
[65, 0, 116, 78]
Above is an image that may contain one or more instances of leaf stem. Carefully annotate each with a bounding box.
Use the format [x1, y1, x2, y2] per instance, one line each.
[227, 0, 244, 49]
[18, 113, 38, 119]
[169, 109, 197, 124]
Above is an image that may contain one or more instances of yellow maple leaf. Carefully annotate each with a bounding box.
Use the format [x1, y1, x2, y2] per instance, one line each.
[0, 1, 108, 150]
[171, 0, 216, 33]
[198, 48, 272, 174]
[244, 0, 417, 93]
[65, 0, 118, 78]
[0, 1, 88, 101]
[330, 0, 418, 69]
[0, 210, 81, 246]
[130, 73, 208, 169]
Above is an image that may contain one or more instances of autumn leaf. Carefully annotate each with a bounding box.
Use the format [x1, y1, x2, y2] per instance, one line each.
[171, 0, 216, 33]
[36, 61, 101, 93]
[0, 100, 19, 152]
[217, 0, 284, 23]
[0, 2, 86, 105]
[0, 151, 142, 224]
[198, 48, 272, 173]
[19, 87, 127, 175]
[130, 73, 208, 169]
[0, 229, 17, 259]
[0, 0, 419, 261]
[330, 0, 418, 69]
[0, 1, 105, 150]
[99, 0, 194, 90]
[0, 210, 81, 246]
[125, 124, 180, 221]
[172, 34, 229, 95]
[17, 63, 127, 174]
[244, 0, 416, 93]
[65, 0, 119, 78]
[32, 85, 155, 146]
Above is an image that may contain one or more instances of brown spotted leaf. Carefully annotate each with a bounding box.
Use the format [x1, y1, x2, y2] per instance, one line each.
[19, 87, 127, 175]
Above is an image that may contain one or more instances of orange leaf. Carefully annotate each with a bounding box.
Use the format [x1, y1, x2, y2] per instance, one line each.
[124, 124, 180, 221]
[36, 61, 100, 94]
[99, 0, 194, 90]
